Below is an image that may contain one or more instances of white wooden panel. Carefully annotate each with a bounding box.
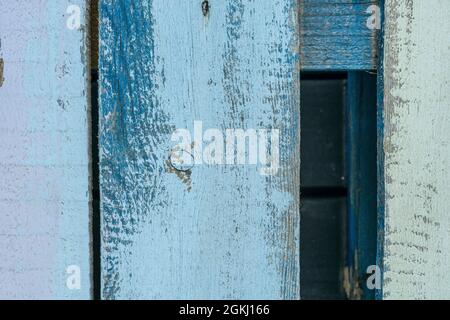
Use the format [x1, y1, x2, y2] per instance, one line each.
[0, 0, 91, 299]
[382, 0, 450, 299]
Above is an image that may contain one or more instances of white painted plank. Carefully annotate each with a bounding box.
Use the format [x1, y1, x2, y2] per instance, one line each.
[0, 0, 91, 299]
[382, 0, 450, 299]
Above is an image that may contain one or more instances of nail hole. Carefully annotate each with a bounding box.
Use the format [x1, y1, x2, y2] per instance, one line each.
[202, 0, 209, 17]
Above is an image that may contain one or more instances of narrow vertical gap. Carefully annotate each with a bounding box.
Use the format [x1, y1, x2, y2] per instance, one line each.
[88, 0, 101, 300]
[90, 68, 100, 300]
[300, 71, 348, 300]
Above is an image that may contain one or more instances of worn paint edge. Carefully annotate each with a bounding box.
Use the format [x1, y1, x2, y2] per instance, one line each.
[0, 58, 4, 87]
[375, 0, 385, 301]
[86, 0, 96, 300]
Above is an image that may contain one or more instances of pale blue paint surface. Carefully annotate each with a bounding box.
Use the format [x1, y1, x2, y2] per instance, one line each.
[0, 1, 91, 299]
[381, 0, 450, 299]
[100, 0, 300, 299]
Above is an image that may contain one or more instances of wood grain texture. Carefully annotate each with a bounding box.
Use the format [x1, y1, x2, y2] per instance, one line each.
[347, 72, 377, 300]
[300, 0, 379, 71]
[0, 1, 91, 299]
[382, 0, 450, 299]
[100, 0, 300, 299]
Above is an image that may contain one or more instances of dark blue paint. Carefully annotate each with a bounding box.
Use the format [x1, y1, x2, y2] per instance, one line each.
[346, 71, 378, 300]
[300, 0, 379, 71]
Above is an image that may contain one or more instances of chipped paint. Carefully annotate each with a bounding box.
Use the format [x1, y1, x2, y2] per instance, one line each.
[0, 58, 4, 87]
[381, 0, 450, 299]
[100, 0, 300, 299]
[165, 149, 193, 192]
[202, 0, 210, 17]
[299, 0, 379, 71]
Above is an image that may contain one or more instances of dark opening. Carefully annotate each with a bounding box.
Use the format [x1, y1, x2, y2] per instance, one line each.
[88, 0, 101, 300]
[300, 71, 377, 300]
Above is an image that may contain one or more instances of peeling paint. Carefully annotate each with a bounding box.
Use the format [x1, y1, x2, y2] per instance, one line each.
[382, 0, 450, 300]
[0, 58, 4, 87]
[100, 0, 300, 300]
[166, 150, 193, 192]
[57, 98, 67, 110]
[299, 0, 378, 70]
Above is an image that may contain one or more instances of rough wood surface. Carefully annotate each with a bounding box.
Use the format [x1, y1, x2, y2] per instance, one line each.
[382, 0, 450, 299]
[100, 0, 300, 299]
[0, 1, 91, 299]
[347, 72, 377, 300]
[300, 0, 379, 70]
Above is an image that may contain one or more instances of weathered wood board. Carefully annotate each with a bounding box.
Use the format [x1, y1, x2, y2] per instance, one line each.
[100, 0, 300, 299]
[347, 72, 377, 300]
[381, 0, 450, 299]
[300, 0, 379, 71]
[0, 1, 91, 299]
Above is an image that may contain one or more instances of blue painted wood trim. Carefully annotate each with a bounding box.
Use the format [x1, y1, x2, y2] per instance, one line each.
[346, 71, 377, 300]
[300, 0, 379, 71]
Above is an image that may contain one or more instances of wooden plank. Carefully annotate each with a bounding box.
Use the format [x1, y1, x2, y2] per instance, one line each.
[100, 0, 300, 299]
[0, 1, 91, 299]
[300, 0, 379, 71]
[346, 72, 377, 300]
[381, 0, 450, 299]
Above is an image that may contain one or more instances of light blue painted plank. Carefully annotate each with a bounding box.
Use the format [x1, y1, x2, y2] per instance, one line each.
[381, 0, 450, 299]
[100, 0, 300, 299]
[300, 0, 379, 70]
[0, 1, 91, 299]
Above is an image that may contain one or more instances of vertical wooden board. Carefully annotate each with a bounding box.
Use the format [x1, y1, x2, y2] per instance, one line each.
[100, 0, 300, 299]
[347, 72, 377, 300]
[299, 0, 379, 71]
[0, 1, 91, 299]
[382, 0, 450, 299]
